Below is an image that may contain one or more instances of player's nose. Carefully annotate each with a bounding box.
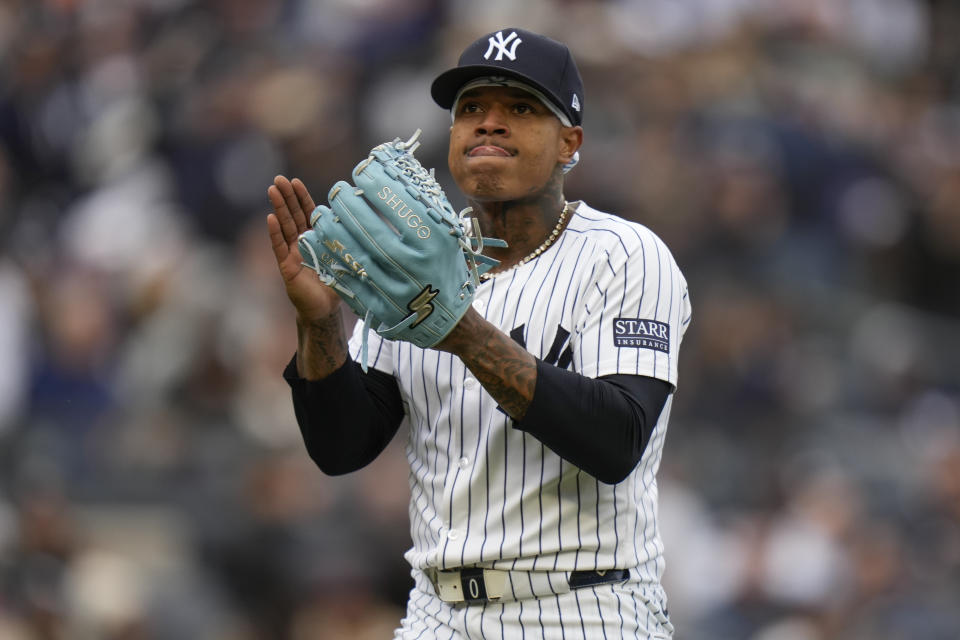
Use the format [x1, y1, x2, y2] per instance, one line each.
[474, 106, 509, 137]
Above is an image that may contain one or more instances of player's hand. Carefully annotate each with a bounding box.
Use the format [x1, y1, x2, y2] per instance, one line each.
[267, 175, 341, 320]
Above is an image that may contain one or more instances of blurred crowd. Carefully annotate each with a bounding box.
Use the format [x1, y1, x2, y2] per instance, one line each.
[0, 0, 958, 638]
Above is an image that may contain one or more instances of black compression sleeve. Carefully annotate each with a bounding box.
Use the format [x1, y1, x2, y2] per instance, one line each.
[283, 354, 405, 475]
[513, 361, 671, 484]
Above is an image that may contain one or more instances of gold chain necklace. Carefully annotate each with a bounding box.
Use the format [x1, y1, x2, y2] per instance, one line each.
[479, 201, 574, 282]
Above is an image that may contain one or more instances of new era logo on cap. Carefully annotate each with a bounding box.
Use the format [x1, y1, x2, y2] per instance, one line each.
[431, 28, 585, 127]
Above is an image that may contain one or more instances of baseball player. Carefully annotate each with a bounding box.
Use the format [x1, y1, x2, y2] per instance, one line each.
[267, 28, 691, 639]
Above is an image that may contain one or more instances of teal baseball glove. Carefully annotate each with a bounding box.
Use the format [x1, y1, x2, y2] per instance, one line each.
[298, 130, 504, 370]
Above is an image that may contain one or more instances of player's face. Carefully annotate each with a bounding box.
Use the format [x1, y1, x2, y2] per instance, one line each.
[448, 85, 581, 202]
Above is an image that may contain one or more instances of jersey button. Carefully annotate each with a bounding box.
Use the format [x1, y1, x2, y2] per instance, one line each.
[458, 457, 470, 469]
[464, 377, 477, 389]
[447, 529, 461, 540]
[472, 299, 485, 311]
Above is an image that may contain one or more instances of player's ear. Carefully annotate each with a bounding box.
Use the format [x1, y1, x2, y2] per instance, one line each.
[557, 126, 583, 164]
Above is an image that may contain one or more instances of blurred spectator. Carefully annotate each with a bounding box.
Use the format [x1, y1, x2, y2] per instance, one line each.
[0, 259, 31, 436]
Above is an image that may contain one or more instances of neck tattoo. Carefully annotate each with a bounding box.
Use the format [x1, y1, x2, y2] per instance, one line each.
[479, 201, 573, 282]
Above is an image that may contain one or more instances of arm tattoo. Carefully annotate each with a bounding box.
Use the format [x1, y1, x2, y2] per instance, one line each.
[445, 311, 537, 420]
[296, 310, 349, 380]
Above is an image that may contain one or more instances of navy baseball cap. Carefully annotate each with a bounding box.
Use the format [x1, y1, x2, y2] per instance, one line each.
[431, 28, 584, 127]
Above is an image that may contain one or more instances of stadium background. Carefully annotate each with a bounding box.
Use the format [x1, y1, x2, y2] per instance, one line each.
[0, 0, 958, 638]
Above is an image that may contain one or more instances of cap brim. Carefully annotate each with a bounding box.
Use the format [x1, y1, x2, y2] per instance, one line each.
[430, 64, 560, 112]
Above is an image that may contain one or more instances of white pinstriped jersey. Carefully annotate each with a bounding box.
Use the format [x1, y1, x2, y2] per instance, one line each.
[348, 201, 691, 588]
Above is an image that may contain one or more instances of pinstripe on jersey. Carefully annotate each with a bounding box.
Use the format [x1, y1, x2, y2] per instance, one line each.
[348, 201, 691, 591]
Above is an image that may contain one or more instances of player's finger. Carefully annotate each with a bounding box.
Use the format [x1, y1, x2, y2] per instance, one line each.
[266, 213, 290, 263]
[275, 175, 307, 230]
[291, 178, 316, 232]
[268, 183, 300, 244]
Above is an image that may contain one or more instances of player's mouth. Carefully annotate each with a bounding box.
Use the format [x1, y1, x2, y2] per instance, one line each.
[467, 144, 513, 158]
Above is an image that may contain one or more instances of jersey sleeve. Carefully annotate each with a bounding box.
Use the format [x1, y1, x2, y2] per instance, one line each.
[347, 320, 396, 375]
[572, 228, 691, 386]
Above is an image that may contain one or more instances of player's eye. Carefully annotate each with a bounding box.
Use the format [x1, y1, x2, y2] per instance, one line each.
[459, 102, 482, 114]
[513, 103, 536, 114]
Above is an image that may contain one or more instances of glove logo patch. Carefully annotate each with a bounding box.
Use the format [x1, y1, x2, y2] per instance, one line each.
[322, 239, 368, 278]
[378, 186, 431, 238]
[407, 285, 439, 328]
[613, 318, 670, 353]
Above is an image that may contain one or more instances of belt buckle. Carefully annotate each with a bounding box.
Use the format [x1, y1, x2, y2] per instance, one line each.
[431, 568, 507, 604]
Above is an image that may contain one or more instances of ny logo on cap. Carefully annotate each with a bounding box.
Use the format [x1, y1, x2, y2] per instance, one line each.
[484, 31, 522, 62]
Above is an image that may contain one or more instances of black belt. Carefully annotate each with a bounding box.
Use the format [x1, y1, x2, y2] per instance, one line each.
[427, 567, 631, 604]
[568, 568, 631, 590]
